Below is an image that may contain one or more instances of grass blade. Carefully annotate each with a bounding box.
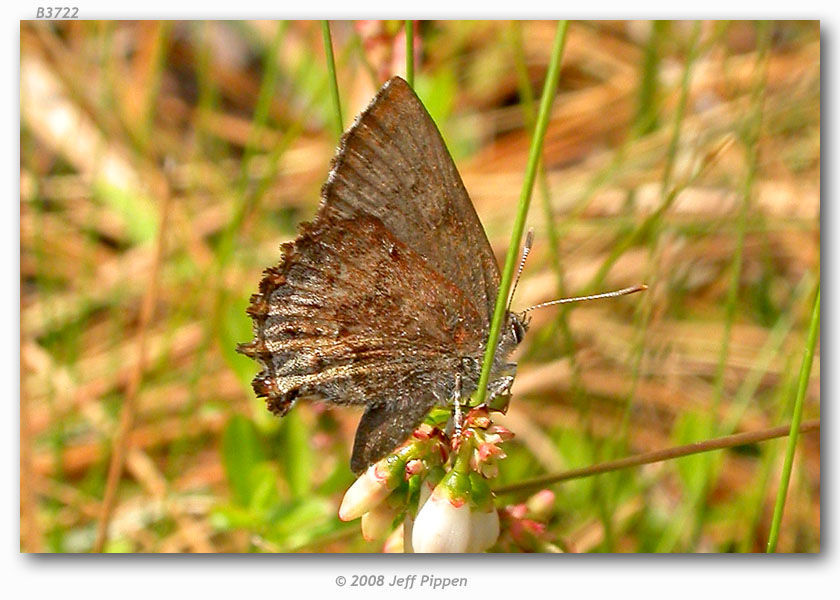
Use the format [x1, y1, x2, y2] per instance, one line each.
[766, 286, 820, 552]
[405, 20, 414, 87]
[321, 20, 343, 137]
[474, 20, 569, 406]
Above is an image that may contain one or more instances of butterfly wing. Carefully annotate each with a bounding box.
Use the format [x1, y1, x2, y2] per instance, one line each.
[320, 76, 500, 322]
[351, 396, 438, 474]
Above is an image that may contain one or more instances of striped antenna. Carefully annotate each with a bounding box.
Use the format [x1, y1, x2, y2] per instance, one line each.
[522, 284, 648, 314]
[507, 228, 535, 310]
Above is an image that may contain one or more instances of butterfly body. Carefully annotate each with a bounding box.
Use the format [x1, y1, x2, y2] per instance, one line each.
[238, 77, 524, 473]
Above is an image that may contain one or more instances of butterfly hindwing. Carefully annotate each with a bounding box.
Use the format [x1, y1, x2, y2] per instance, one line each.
[351, 393, 439, 474]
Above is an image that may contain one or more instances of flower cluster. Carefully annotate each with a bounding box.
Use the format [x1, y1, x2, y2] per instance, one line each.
[338, 407, 513, 553]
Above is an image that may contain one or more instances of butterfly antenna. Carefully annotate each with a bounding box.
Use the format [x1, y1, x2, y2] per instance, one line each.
[507, 228, 535, 310]
[522, 284, 648, 314]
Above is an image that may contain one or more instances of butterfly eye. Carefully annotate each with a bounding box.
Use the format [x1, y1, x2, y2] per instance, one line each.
[511, 319, 526, 345]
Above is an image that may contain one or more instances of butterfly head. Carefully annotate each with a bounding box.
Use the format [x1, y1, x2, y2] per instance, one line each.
[497, 310, 530, 359]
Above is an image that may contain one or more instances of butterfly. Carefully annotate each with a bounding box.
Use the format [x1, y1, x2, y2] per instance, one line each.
[237, 76, 526, 474]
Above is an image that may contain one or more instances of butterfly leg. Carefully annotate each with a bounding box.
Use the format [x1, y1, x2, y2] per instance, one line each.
[487, 363, 516, 397]
[485, 363, 516, 413]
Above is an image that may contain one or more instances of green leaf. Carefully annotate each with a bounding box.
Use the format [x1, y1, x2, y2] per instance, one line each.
[265, 497, 335, 550]
[222, 414, 266, 506]
[248, 462, 281, 516]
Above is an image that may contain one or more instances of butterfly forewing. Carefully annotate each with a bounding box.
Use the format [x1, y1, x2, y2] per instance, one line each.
[321, 77, 500, 321]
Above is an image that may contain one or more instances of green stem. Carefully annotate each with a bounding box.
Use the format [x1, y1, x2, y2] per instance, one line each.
[474, 20, 568, 406]
[321, 20, 343, 137]
[766, 286, 820, 552]
[405, 20, 414, 87]
[453, 446, 471, 475]
[508, 21, 575, 358]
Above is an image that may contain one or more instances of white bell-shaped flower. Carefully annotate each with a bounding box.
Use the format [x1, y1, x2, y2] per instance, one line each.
[339, 462, 392, 522]
[411, 471, 471, 553]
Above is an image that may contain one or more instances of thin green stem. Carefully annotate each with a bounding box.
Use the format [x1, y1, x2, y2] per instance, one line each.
[737, 360, 795, 552]
[321, 20, 343, 137]
[508, 21, 581, 407]
[508, 25, 606, 537]
[508, 22, 574, 349]
[634, 21, 666, 136]
[405, 20, 414, 87]
[474, 20, 568, 407]
[766, 286, 820, 552]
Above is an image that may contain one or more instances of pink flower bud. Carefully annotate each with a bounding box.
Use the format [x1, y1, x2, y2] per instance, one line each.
[470, 448, 480, 472]
[412, 423, 434, 440]
[509, 518, 547, 550]
[525, 489, 555, 521]
[486, 424, 514, 441]
[404, 459, 426, 478]
[504, 503, 528, 520]
[477, 441, 504, 462]
[338, 463, 391, 521]
[466, 407, 491, 429]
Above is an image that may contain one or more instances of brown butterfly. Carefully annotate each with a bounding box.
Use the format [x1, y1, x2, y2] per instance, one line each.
[238, 76, 642, 474]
